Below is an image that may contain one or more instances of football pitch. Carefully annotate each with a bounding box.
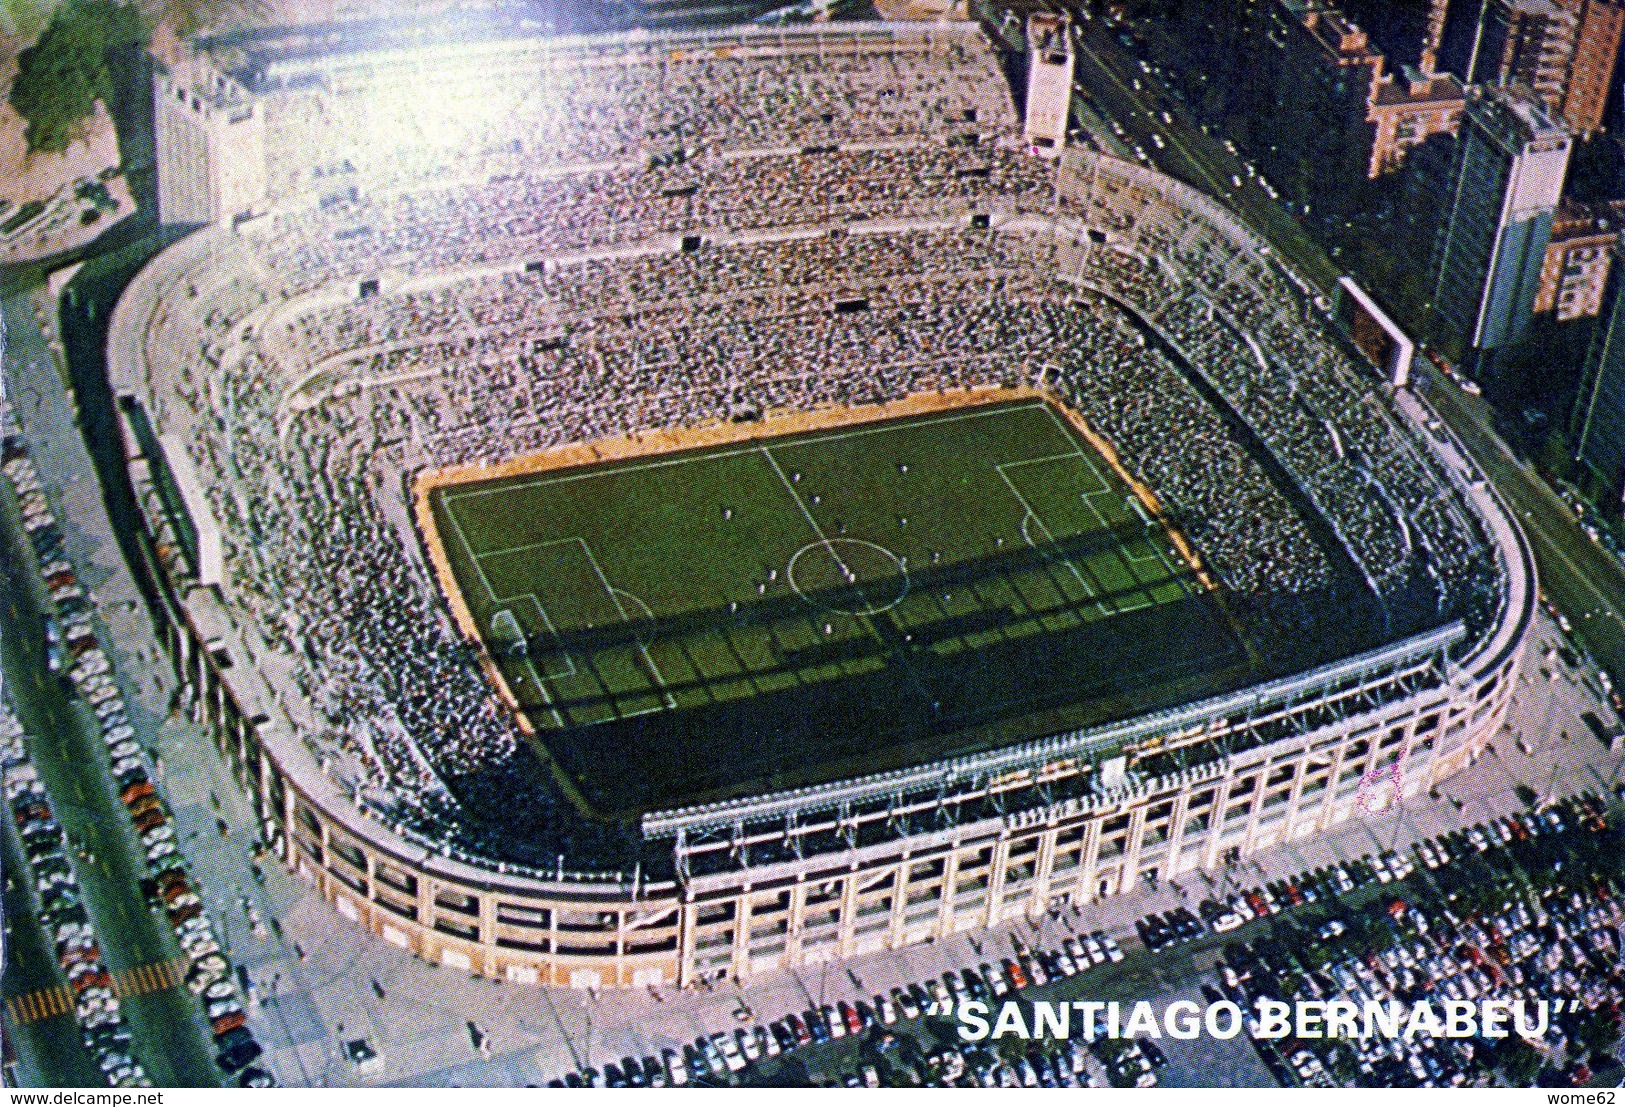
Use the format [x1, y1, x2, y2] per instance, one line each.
[427, 397, 1253, 817]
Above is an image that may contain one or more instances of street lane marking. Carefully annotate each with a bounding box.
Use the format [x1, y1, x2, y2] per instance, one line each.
[112, 957, 184, 998]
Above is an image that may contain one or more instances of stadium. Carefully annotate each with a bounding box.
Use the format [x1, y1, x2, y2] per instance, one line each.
[105, 14, 1533, 989]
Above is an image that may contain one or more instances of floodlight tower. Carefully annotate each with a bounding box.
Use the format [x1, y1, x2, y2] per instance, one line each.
[1023, 12, 1074, 156]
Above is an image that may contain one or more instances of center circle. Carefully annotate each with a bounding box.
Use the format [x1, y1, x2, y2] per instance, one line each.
[786, 538, 909, 616]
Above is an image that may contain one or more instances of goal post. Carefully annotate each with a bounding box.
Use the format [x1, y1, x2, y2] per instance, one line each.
[490, 608, 527, 657]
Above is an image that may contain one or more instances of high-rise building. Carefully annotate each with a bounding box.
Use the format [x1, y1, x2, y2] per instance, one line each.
[1480, 0, 1578, 111]
[1561, 0, 1625, 134]
[1570, 244, 1625, 501]
[1534, 198, 1624, 318]
[1422, 0, 1621, 135]
[1430, 83, 1572, 360]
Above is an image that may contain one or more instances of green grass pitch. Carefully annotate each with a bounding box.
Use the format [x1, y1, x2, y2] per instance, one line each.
[429, 398, 1251, 818]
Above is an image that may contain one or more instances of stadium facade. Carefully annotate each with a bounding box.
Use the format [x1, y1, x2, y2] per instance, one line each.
[110, 18, 1535, 989]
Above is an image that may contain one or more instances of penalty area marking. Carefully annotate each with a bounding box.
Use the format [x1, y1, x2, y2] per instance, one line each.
[999, 466, 1111, 618]
[456, 526, 677, 717]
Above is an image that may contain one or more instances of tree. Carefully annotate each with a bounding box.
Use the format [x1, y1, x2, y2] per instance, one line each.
[1576, 1008, 1623, 1059]
[8, 0, 145, 154]
[1501, 1040, 1545, 1087]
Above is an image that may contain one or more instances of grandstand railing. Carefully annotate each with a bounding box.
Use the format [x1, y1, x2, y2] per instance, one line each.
[642, 620, 1464, 839]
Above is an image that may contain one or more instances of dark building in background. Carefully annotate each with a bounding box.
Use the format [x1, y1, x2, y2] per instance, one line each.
[1430, 83, 1572, 367]
[1425, 0, 1492, 81]
[1570, 243, 1625, 503]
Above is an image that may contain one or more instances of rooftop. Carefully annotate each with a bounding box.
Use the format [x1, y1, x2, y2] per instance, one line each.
[1371, 64, 1465, 107]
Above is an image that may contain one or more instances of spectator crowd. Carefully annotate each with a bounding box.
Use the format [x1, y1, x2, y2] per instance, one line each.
[122, 24, 1500, 876]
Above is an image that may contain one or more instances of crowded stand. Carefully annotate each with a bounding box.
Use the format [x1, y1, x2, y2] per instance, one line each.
[253, 26, 1014, 204]
[121, 23, 1499, 877]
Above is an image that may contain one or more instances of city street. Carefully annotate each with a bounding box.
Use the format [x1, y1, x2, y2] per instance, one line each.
[0, 288, 222, 1087]
[1421, 368, 1625, 689]
[1061, 3, 1344, 299]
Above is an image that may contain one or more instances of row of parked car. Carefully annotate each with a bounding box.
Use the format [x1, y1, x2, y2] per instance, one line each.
[909, 1023, 1154, 1089]
[1413, 800, 1609, 873]
[1150, 801, 1611, 956]
[2, 701, 148, 1087]
[1144, 850, 1430, 949]
[1212, 804, 1625, 1088]
[3, 404, 269, 1087]
[552, 928, 1126, 1087]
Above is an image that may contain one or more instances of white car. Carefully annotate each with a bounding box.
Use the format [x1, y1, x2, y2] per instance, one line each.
[715, 1033, 746, 1072]
[97, 1052, 134, 1075]
[71, 654, 110, 682]
[110, 756, 145, 778]
[182, 936, 222, 961]
[176, 916, 213, 939]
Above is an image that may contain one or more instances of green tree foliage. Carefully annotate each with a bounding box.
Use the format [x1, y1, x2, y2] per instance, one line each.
[1500, 1039, 1545, 1087]
[1576, 1007, 1623, 1059]
[8, 0, 145, 154]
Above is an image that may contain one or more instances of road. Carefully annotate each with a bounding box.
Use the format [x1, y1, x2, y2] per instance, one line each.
[1, 287, 224, 1087]
[1420, 369, 1625, 686]
[1, 769, 107, 1088]
[1062, 6, 1344, 299]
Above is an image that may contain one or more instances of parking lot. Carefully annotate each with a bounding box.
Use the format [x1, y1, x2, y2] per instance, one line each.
[1214, 798, 1625, 1089]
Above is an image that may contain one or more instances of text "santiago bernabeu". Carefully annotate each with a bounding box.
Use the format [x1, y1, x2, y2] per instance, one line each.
[944, 997, 1571, 1041]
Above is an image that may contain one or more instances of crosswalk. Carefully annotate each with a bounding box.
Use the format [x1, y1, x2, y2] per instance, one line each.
[5, 985, 69, 1023]
[114, 958, 184, 997]
[5, 958, 186, 1024]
